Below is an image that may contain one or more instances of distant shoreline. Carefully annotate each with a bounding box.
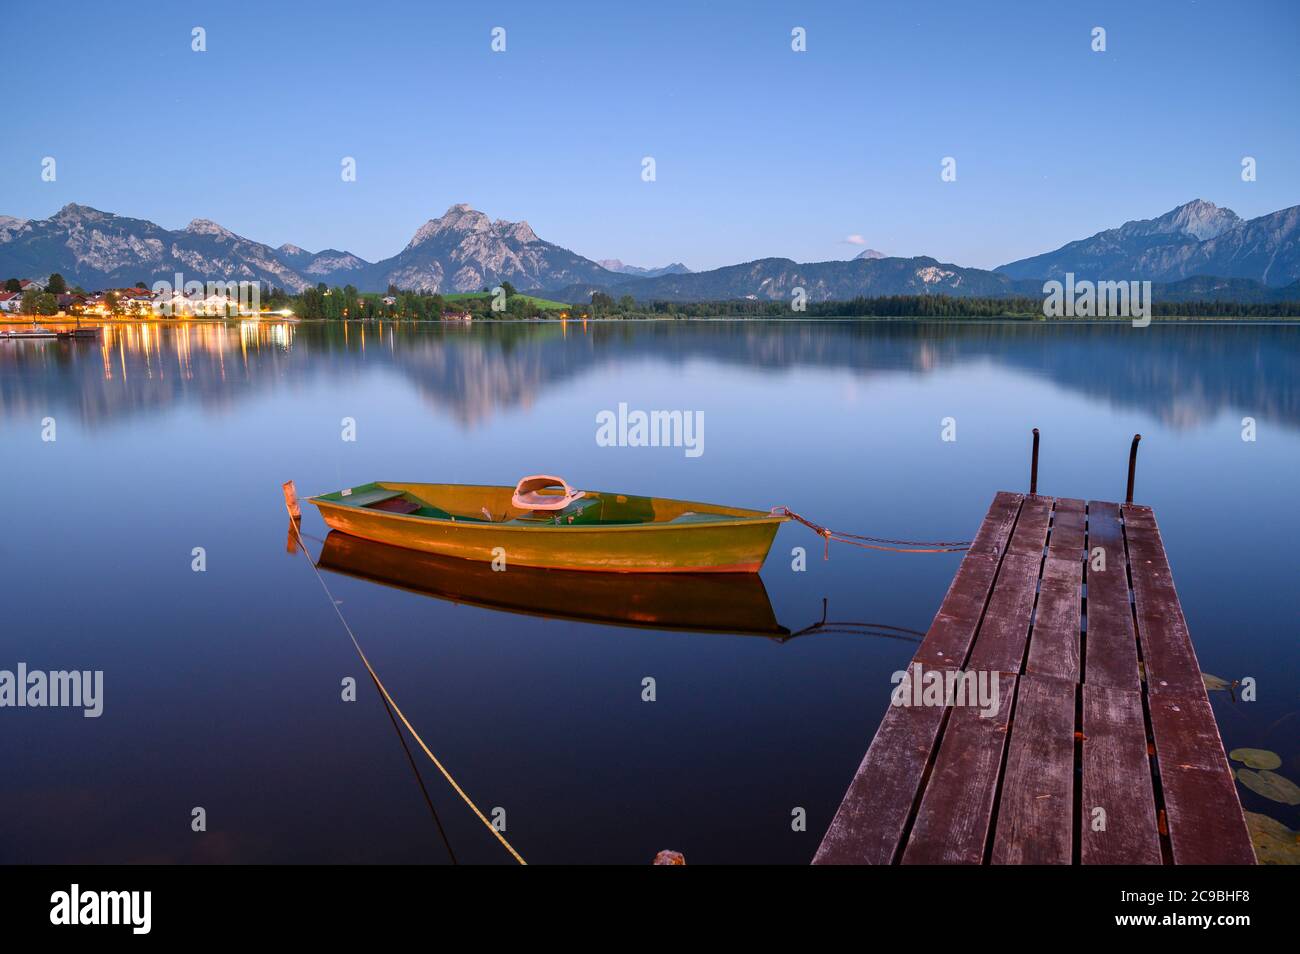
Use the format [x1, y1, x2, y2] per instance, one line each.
[5, 314, 1298, 326]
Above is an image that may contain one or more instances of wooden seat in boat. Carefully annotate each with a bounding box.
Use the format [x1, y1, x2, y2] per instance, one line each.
[508, 497, 602, 525]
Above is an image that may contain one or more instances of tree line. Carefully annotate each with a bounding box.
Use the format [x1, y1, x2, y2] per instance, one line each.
[589, 294, 1300, 319]
[289, 281, 566, 320]
[7, 272, 1297, 320]
[112, 287, 1300, 320]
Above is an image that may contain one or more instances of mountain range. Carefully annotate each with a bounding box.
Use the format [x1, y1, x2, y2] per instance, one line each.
[1, 199, 1297, 303]
[995, 199, 1300, 286]
[597, 259, 692, 278]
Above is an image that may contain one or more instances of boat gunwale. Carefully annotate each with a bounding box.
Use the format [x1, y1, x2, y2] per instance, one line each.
[307, 482, 789, 533]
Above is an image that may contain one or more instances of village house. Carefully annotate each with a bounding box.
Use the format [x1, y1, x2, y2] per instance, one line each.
[121, 290, 157, 315]
[153, 290, 242, 317]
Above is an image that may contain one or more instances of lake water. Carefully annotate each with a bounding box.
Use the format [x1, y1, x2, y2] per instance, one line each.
[1, 319, 1296, 864]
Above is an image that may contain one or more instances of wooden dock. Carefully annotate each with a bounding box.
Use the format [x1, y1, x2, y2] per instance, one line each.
[814, 491, 1255, 865]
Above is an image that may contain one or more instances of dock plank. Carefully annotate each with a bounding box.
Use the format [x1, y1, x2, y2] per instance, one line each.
[992, 674, 1076, 864]
[966, 496, 1051, 672]
[1148, 687, 1255, 865]
[1083, 501, 1140, 690]
[1081, 684, 1162, 865]
[1042, 497, 1086, 582]
[902, 675, 1016, 865]
[1008, 495, 1053, 556]
[1046, 497, 1086, 551]
[1026, 580, 1080, 682]
[1027, 498, 1085, 682]
[812, 702, 945, 865]
[967, 491, 1023, 556]
[913, 555, 1001, 670]
[966, 554, 1040, 673]
[1123, 505, 1203, 692]
[914, 493, 1023, 669]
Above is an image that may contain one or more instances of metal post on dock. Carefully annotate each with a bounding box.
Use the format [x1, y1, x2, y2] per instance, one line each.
[1029, 428, 1040, 496]
[1126, 434, 1142, 504]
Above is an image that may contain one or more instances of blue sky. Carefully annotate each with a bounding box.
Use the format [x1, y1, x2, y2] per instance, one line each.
[3, 0, 1296, 270]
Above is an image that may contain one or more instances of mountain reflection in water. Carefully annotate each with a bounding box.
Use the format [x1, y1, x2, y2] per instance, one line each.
[1, 319, 1296, 430]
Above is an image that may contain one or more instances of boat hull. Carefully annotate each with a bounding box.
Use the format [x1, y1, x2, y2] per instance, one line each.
[310, 483, 785, 573]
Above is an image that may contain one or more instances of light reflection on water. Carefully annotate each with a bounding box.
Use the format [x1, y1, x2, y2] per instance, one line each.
[0, 319, 1296, 863]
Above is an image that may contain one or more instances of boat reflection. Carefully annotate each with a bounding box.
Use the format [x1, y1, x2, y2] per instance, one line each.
[317, 530, 791, 637]
[314, 530, 929, 644]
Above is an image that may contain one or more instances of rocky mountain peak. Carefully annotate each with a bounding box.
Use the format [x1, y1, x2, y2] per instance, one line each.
[278, 243, 307, 255]
[53, 203, 108, 223]
[1138, 199, 1242, 242]
[185, 218, 236, 239]
[854, 248, 887, 260]
[499, 219, 537, 243]
[406, 204, 493, 248]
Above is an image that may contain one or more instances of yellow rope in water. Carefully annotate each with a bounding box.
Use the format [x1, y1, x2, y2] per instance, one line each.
[288, 517, 527, 865]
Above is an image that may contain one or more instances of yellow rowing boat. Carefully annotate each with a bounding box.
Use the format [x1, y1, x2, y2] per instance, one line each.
[308, 475, 787, 573]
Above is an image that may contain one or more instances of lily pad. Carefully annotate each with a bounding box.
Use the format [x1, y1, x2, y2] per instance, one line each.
[1229, 748, 1283, 770]
[1202, 673, 1230, 691]
[1236, 768, 1300, 805]
[1244, 812, 1300, 865]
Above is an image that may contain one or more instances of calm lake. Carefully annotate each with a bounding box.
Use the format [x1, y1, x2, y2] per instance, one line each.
[1, 318, 1297, 864]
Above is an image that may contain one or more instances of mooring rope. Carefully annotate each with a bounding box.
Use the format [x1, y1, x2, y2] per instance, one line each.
[770, 507, 971, 558]
[369, 667, 459, 864]
[287, 517, 528, 865]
